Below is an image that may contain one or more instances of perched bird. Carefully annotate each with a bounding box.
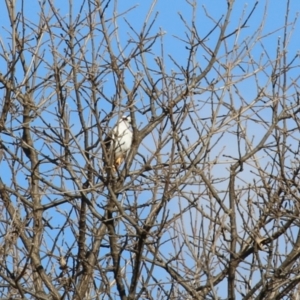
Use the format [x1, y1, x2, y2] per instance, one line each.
[103, 115, 133, 170]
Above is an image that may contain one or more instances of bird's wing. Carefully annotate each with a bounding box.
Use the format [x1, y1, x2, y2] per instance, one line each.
[103, 126, 125, 156]
[103, 131, 114, 160]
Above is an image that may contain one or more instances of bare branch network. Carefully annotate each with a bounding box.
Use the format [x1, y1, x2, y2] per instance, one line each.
[0, 0, 300, 299]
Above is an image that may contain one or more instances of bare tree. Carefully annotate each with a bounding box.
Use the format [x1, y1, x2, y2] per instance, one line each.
[1, 0, 300, 299]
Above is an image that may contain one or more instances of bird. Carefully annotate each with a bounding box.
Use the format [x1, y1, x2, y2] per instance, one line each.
[103, 115, 133, 171]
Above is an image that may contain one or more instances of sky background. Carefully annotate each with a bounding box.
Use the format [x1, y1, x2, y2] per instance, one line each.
[1, 0, 300, 299]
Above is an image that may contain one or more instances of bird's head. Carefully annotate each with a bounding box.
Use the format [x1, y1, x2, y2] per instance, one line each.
[122, 115, 131, 124]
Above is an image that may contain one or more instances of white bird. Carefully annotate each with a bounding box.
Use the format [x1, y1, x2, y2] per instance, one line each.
[103, 115, 133, 170]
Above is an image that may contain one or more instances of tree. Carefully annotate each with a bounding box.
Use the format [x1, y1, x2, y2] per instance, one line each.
[1, 0, 300, 299]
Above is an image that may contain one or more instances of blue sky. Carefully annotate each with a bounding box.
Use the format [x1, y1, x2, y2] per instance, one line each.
[1, 0, 300, 299]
